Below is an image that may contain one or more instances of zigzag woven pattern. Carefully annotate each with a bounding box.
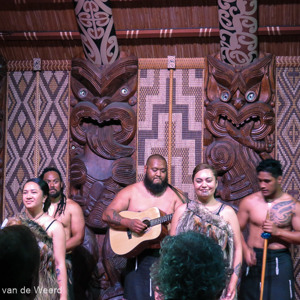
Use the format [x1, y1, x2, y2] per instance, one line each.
[4, 70, 69, 218]
[37, 71, 69, 185]
[5, 71, 37, 217]
[276, 65, 300, 299]
[137, 65, 204, 200]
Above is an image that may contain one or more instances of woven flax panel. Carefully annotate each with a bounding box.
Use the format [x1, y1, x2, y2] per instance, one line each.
[137, 69, 170, 180]
[5, 71, 38, 217]
[37, 71, 69, 183]
[4, 70, 70, 219]
[137, 59, 204, 199]
[276, 66, 300, 200]
[276, 62, 300, 299]
[171, 69, 203, 199]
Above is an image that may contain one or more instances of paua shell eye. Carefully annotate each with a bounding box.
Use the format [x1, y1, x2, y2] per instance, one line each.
[220, 90, 230, 102]
[78, 88, 87, 98]
[246, 91, 257, 102]
[121, 87, 129, 95]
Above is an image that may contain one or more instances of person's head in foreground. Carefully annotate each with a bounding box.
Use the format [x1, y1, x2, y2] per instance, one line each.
[0, 225, 40, 299]
[150, 231, 226, 300]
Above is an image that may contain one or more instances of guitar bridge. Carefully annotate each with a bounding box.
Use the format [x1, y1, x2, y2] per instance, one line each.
[127, 229, 132, 239]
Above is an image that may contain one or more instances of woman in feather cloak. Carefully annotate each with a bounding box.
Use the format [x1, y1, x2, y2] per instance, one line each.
[6, 178, 67, 300]
[169, 164, 242, 300]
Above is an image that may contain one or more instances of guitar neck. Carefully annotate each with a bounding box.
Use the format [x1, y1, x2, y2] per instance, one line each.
[150, 213, 173, 227]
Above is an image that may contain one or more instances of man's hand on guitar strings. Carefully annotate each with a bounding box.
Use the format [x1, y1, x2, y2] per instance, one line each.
[126, 218, 148, 233]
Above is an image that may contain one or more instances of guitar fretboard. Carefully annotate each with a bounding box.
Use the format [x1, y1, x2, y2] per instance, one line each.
[149, 213, 173, 227]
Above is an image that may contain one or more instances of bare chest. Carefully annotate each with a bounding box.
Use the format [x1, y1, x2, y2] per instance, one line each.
[250, 200, 295, 228]
[128, 188, 177, 214]
[48, 205, 70, 228]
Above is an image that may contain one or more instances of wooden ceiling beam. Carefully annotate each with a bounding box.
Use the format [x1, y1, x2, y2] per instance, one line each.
[0, 26, 299, 41]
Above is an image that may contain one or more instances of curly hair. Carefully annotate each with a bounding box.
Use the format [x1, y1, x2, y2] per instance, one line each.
[150, 231, 226, 300]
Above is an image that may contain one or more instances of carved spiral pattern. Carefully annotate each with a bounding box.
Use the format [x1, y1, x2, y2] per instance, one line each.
[112, 157, 136, 186]
[218, 0, 258, 65]
[70, 157, 88, 187]
[206, 141, 236, 174]
[74, 0, 119, 66]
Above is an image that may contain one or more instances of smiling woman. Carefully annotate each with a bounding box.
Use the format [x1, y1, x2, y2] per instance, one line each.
[5, 178, 68, 300]
[170, 163, 243, 300]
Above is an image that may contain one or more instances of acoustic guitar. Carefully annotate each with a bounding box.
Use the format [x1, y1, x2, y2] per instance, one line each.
[109, 207, 173, 257]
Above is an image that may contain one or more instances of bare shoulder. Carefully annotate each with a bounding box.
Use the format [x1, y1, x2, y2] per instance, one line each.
[66, 198, 82, 209]
[166, 185, 185, 203]
[223, 204, 237, 216]
[116, 181, 140, 197]
[65, 198, 84, 216]
[220, 204, 238, 221]
[43, 215, 63, 232]
[281, 193, 300, 211]
[239, 191, 262, 208]
[175, 202, 188, 214]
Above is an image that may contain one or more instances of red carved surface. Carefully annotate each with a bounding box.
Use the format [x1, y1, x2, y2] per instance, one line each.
[69, 55, 138, 299]
[204, 53, 276, 206]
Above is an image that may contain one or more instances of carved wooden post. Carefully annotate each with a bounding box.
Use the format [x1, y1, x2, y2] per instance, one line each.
[204, 53, 276, 205]
[218, 0, 258, 65]
[69, 55, 138, 299]
[70, 2, 137, 299]
[204, 1, 274, 205]
[73, 0, 119, 66]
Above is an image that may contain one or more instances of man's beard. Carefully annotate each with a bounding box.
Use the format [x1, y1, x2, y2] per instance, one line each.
[144, 174, 168, 196]
[49, 189, 61, 199]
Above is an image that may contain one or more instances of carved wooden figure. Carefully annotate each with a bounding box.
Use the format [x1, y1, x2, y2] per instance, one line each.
[204, 53, 276, 205]
[69, 55, 138, 299]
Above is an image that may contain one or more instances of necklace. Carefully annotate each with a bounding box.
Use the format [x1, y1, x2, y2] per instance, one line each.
[27, 211, 44, 222]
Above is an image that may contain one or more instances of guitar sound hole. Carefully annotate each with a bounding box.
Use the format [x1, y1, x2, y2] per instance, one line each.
[143, 220, 151, 229]
[143, 220, 151, 233]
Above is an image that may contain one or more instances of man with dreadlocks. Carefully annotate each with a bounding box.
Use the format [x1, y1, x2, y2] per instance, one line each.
[40, 167, 85, 300]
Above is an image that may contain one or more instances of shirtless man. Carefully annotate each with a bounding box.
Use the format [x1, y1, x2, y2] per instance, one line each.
[40, 167, 85, 300]
[102, 154, 184, 300]
[237, 159, 300, 300]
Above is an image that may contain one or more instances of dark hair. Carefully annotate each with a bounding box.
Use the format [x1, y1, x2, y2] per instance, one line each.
[0, 225, 40, 299]
[256, 159, 283, 178]
[146, 154, 167, 166]
[192, 163, 218, 181]
[24, 178, 51, 213]
[39, 167, 66, 216]
[151, 231, 226, 300]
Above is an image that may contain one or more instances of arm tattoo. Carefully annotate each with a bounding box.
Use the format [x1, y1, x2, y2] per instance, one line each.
[271, 200, 295, 225]
[56, 268, 61, 282]
[234, 263, 241, 276]
[106, 210, 122, 225]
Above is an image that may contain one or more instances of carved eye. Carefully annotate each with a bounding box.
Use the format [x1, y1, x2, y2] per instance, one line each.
[121, 87, 129, 95]
[220, 91, 230, 102]
[246, 91, 257, 102]
[78, 88, 87, 98]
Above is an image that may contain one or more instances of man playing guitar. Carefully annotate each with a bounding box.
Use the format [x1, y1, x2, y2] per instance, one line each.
[102, 154, 183, 300]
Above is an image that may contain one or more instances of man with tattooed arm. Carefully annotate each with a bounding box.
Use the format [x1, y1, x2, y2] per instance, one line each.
[238, 159, 300, 300]
[102, 154, 184, 300]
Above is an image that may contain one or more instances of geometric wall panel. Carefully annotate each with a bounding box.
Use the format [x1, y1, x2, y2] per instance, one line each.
[137, 58, 204, 200]
[276, 66, 300, 201]
[276, 64, 300, 299]
[4, 70, 70, 219]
